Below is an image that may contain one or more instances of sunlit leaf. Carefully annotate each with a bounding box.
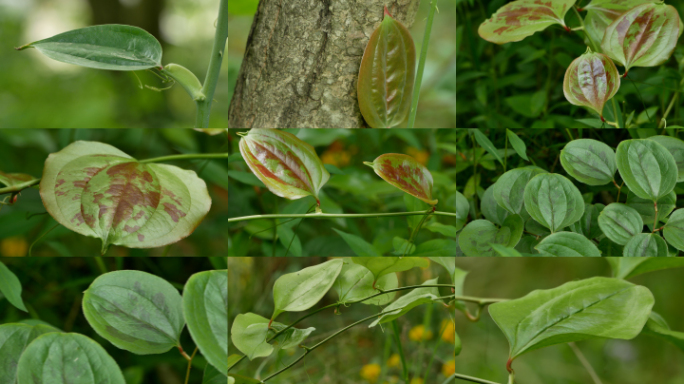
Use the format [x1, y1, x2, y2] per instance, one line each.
[358, 6, 416, 128]
[478, 0, 576, 44]
[40, 141, 212, 255]
[369, 278, 441, 327]
[230, 313, 315, 361]
[334, 258, 398, 306]
[352, 257, 429, 283]
[583, 0, 662, 45]
[238, 129, 330, 209]
[563, 48, 620, 120]
[364, 153, 438, 205]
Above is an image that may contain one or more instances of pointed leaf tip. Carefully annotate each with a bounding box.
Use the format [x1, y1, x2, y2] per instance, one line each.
[384, 6, 391, 17]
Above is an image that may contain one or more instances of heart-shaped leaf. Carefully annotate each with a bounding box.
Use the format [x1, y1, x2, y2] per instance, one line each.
[623, 233, 669, 257]
[490, 277, 654, 361]
[664, 209, 684, 252]
[535, 231, 602, 256]
[598, 203, 644, 245]
[616, 139, 678, 202]
[607, 258, 684, 279]
[238, 130, 330, 209]
[183, 270, 228, 374]
[0, 323, 61, 384]
[357, 6, 416, 128]
[647, 135, 684, 182]
[40, 141, 211, 255]
[364, 154, 437, 205]
[457, 217, 523, 257]
[560, 138, 617, 186]
[17, 333, 126, 384]
[601, 2, 681, 73]
[369, 278, 441, 327]
[230, 313, 315, 360]
[335, 258, 398, 306]
[523, 173, 585, 233]
[478, 0, 576, 44]
[563, 48, 621, 120]
[16, 25, 162, 71]
[352, 257, 429, 283]
[82, 270, 185, 355]
[493, 166, 548, 215]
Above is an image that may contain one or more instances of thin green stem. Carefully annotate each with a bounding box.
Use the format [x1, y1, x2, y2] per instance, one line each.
[0, 179, 40, 196]
[391, 320, 409, 382]
[611, 98, 621, 128]
[572, 7, 597, 52]
[184, 347, 199, 384]
[407, 0, 439, 128]
[568, 342, 603, 384]
[139, 153, 229, 164]
[659, 77, 684, 128]
[94, 257, 108, 274]
[404, 211, 432, 256]
[228, 209, 455, 223]
[195, 0, 228, 128]
[454, 373, 502, 384]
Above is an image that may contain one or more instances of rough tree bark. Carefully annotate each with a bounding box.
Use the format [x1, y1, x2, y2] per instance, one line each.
[228, 0, 419, 128]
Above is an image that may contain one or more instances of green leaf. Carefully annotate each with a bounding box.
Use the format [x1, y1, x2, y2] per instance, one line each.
[332, 228, 381, 256]
[493, 166, 547, 215]
[523, 173, 585, 233]
[202, 364, 227, 384]
[583, 0, 651, 49]
[17, 25, 162, 71]
[82, 270, 185, 355]
[183, 270, 228, 374]
[647, 135, 684, 182]
[272, 259, 344, 320]
[642, 312, 684, 353]
[357, 6, 416, 128]
[480, 184, 509, 226]
[230, 313, 315, 360]
[458, 219, 520, 257]
[560, 139, 617, 186]
[626, 191, 676, 227]
[429, 258, 457, 283]
[563, 48, 621, 119]
[622, 233, 670, 257]
[490, 243, 523, 257]
[352, 257, 429, 283]
[535, 232, 602, 256]
[489, 277, 654, 361]
[663, 209, 684, 252]
[0, 323, 61, 384]
[456, 191, 468, 231]
[569, 203, 605, 240]
[506, 129, 529, 161]
[412, 239, 458, 256]
[423, 222, 458, 238]
[17, 333, 126, 384]
[364, 153, 438, 205]
[404, 194, 429, 231]
[607, 258, 684, 279]
[616, 139, 678, 202]
[471, 129, 503, 166]
[0, 262, 28, 312]
[478, 0, 576, 44]
[40, 141, 212, 255]
[601, 3, 681, 72]
[598, 203, 644, 245]
[392, 237, 415, 255]
[334, 258, 398, 306]
[0, 171, 36, 188]
[369, 278, 441, 327]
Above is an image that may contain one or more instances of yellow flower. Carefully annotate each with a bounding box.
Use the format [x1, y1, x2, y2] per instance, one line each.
[442, 360, 456, 377]
[387, 353, 401, 368]
[408, 325, 433, 342]
[440, 319, 456, 343]
[409, 378, 424, 384]
[0, 236, 27, 257]
[360, 363, 382, 384]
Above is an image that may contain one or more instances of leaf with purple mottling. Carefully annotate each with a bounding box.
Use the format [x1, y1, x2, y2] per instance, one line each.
[238, 129, 329, 210]
[563, 48, 620, 120]
[478, 0, 576, 44]
[40, 141, 211, 255]
[363, 153, 438, 205]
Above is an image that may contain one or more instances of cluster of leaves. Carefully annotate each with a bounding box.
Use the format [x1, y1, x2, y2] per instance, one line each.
[455, 257, 684, 383]
[0, 260, 228, 384]
[229, 257, 456, 384]
[456, 128, 684, 256]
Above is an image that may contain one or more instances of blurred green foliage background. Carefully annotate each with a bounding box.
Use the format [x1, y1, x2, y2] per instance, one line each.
[228, 129, 457, 256]
[228, 0, 456, 128]
[455, 258, 684, 384]
[0, 129, 228, 256]
[0, 0, 228, 128]
[228, 257, 455, 384]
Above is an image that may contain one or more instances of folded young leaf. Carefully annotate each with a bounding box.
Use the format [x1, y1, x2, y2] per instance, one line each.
[16, 25, 163, 71]
[40, 141, 211, 255]
[563, 48, 620, 120]
[335, 258, 398, 306]
[490, 277, 654, 361]
[601, 2, 681, 73]
[478, 0, 576, 44]
[364, 153, 437, 205]
[357, 6, 416, 128]
[238, 130, 330, 209]
[616, 139, 678, 202]
[623, 233, 670, 257]
[369, 278, 441, 327]
[523, 173, 585, 233]
[560, 139, 617, 186]
[598, 203, 644, 246]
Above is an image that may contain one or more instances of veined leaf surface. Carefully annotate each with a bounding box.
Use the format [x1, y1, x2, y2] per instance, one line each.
[335, 258, 398, 306]
[230, 313, 315, 360]
[601, 2, 681, 72]
[560, 139, 617, 186]
[369, 278, 441, 327]
[523, 173, 585, 233]
[364, 153, 437, 205]
[40, 141, 211, 254]
[478, 0, 576, 44]
[563, 48, 620, 119]
[17, 25, 162, 71]
[663, 209, 684, 252]
[357, 6, 416, 128]
[623, 233, 669, 257]
[598, 203, 644, 245]
[647, 135, 684, 182]
[616, 139, 678, 202]
[238, 130, 329, 207]
[583, 0, 672, 45]
[352, 257, 429, 282]
[0, 323, 61, 384]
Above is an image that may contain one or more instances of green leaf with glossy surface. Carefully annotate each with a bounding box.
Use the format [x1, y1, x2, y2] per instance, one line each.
[0, 262, 27, 312]
[598, 203, 644, 245]
[493, 166, 548, 215]
[626, 191, 676, 226]
[82, 270, 184, 355]
[352, 257, 428, 283]
[489, 277, 654, 360]
[17, 25, 162, 71]
[369, 278, 441, 327]
[647, 135, 684, 182]
[40, 141, 211, 254]
[523, 173, 585, 233]
[364, 153, 437, 205]
[183, 270, 228, 374]
[607, 258, 684, 279]
[335, 258, 398, 306]
[506, 129, 529, 161]
[357, 6, 416, 128]
[478, 0, 576, 44]
[535, 232, 602, 256]
[616, 139, 678, 201]
[272, 259, 344, 320]
[0, 323, 61, 384]
[563, 48, 621, 119]
[623, 233, 669, 257]
[17, 333, 126, 384]
[560, 139, 617, 185]
[664, 209, 684, 251]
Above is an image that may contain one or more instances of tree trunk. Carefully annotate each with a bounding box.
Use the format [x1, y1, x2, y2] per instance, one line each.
[228, 0, 419, 128]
